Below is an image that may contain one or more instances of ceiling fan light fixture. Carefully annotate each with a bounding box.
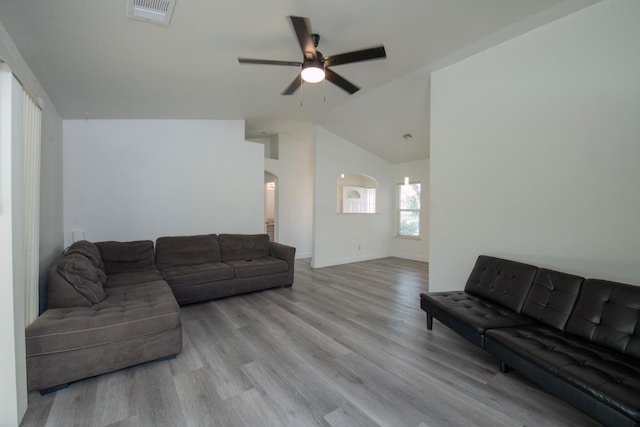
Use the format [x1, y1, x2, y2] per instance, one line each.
[301, 61, 325, 83]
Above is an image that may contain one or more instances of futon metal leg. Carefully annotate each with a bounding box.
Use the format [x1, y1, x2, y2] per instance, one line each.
[500, 361, 510, 373]
[426, 313, 433, 330]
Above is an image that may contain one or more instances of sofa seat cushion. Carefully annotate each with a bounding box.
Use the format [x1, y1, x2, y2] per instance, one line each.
[161, 262, 234, 287]
[226, 257, 288, 279]
[485, 325, 640, 422]
[26, 280, 180, 357]
[105, 269, 164, 288]
[421, 291, 535, 333]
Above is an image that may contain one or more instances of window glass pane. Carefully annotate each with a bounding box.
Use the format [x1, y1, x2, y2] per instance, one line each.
[399, 182, 420, 236]
[400, 183, 421, 210]
[399, 211, 420, 236]
[365, 187, 376, 213]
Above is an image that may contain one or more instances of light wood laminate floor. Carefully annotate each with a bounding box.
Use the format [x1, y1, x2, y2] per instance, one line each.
[21, 258, 601, 427]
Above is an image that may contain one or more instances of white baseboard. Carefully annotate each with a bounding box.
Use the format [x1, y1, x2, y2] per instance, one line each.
[311, 253, 388, 269]
[295, 251, 312, 259]
[394, 253, 429, 263]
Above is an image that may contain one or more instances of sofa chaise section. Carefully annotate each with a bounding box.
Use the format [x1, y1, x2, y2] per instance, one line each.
[26, 280, 181, 392]
[26, 240, 182, 393]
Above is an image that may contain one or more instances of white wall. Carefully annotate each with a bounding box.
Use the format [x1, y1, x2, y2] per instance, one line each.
[64, 120, 264, 245]
[313, 126, 394, 268]
[1, 17, 64, 425]
[390, 158, 430, 262]
[39, 100, 63, 313]
[264, 123, 314, 258]
[0, 69, 27, 427]
[430, 0, 640, 290]
[0, 21, 64, 307]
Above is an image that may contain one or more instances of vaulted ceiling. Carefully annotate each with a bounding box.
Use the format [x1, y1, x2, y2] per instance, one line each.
[0, 0, 597, 163]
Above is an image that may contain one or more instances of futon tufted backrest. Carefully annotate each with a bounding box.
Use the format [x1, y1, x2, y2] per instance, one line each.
[565, 279, 640, 359]
[521, 268, 584, 330]
[464, 255, 538, 313]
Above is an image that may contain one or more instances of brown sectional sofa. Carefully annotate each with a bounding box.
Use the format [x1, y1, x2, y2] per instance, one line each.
[26, 233, 295, 393]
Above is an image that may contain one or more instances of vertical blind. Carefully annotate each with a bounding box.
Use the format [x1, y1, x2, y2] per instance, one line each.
[22, 87, 41, 324]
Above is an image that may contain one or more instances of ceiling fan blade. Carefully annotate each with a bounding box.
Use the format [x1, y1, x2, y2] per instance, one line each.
[324, 46, 386, 67]
[325, 68, 360, 94]
[282, 74, 302, 95]
[289, 16, 316, 60]
[238, 58, 302, 67]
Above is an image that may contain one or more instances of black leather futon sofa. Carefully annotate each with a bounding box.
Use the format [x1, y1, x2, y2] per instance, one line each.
[420, 255, 640, 427]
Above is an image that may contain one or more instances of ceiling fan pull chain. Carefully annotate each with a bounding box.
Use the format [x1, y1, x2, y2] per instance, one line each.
[300, 71, 304, 108]
[323, 64, 327, 103]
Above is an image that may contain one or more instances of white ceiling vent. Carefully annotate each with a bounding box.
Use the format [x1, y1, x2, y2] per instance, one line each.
[127, 0, 176, 26]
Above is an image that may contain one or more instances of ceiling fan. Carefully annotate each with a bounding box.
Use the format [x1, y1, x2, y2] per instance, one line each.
[238, 16, 387, 95]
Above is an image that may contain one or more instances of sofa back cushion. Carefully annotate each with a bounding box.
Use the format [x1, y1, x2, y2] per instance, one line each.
[156, 234, 221, 269]
[65, 240, 106, 273]
[56, 253, 106, 304]
[521, 268, 584, 330]
[95, 240, 155, 274]
[565, 279, 640, 359]
[464, 255, 538, 313]
[218, 234, 270, 261]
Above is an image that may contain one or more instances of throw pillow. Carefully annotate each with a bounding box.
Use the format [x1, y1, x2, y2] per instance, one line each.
[66, 240, 107, 284]
[57, 253, 106, 304]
